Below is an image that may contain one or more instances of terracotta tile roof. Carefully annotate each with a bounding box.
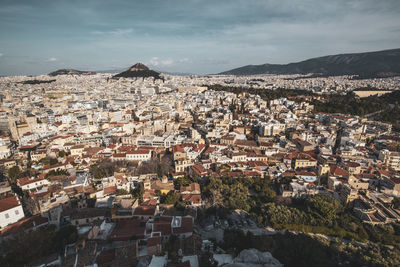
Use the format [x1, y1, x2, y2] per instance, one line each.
[180, 183, 200, 193]
[244, 170, 262, 177]
[191, 164, 208, 176]
[330, 165, 349, 177]
[152, 222, 172, 236]
[104, 186, 117, 195]
[0, 196, 20, 213]
[344, 161, 360, 168]
[133, 205, 156, 216]
[172, 217, 193, 235]
[282, 171, 296, 177]
[109, 219, 146, 241]
[96, 249, 115, 264]
[126, 149, 151, 155]
[285, 152, 316, 161]
[1, 215, 48, 236]
[203, 147, 215, 154]
[173, 145, 185, 153]
[112, 153, 126, 158]
[147, 236, 162, 247]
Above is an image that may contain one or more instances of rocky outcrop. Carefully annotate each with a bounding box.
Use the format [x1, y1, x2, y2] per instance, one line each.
[224, 248, 282, 267]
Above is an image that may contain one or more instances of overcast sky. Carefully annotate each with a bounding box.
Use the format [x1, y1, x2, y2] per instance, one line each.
[0, 0, 399, 76]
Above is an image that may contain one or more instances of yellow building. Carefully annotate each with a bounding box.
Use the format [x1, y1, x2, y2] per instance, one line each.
[294, 156, 317, 169]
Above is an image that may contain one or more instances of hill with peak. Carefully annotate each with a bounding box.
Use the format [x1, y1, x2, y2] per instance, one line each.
[113, 63, 162, 80]
[48, 69, 96, 76]
[219, 48, 400, 78]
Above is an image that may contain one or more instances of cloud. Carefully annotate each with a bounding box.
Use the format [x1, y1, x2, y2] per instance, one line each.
[91, 28, 133, 36]
[149, 57, 159, 66]
[0, 53, 3, 57]
[46, 57, 58, 62]
[149, 57, 174, 66]
[178, 58, 190, 63]
[161, 59, 174, 66]
[148, 57, 190, 67]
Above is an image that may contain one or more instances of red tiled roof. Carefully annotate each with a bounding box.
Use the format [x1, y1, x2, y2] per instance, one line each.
[191, 164, 208, 176]
[285, 152, 316, 161]
[391, 178, 400, 184]
[152, 222, 172, 236]
[173, 217, 193, 234]
[377, 169, 390, 177]
[1, 215, 48, 236]
[147, 236, 162, 247]
[112, 153, 126, 158]
[203, 147, 215, 154]
[173, 145, 185, 153]
[180, 183, 200, 193]
[243, 170, 262, 177]
[282, 171, 296, 177]
[104, 186, 117, 195]
[330, 165, 349, 177]
[109, 219, 146, 241]
[97, 249, 115, 264]
[133, 205, 156, 216]
[141, 199, 157, 206]
[17, 177, 46, 187]
[344, 161, 360, 168]
[126, 149, 150, 155]
[0, 196, 20, 213]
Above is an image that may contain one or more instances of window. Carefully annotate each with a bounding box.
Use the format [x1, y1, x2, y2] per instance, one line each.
[15, 210, 19, 215]
[5, 213, 9, 219]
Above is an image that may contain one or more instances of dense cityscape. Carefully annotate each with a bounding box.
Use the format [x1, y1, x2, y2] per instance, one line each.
[0, 65, 399, 266]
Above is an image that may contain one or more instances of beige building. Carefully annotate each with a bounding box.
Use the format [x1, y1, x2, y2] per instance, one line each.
[71, 145, 85, 157]
[175, 159, 193, 173]
[348, 175, 369, 190]
[379, 150, 400, 171]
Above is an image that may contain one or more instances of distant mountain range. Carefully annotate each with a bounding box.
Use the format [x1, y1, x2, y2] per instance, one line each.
[112, 63, 162, 80]
[48, 69, 96, 76]
[219, 48, 400, 78]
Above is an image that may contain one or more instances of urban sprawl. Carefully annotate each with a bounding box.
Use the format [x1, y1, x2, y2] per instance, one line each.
[0, 71, 400, 266]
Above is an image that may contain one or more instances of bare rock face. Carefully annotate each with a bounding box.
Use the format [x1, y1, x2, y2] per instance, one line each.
[225, 248, 282, 267]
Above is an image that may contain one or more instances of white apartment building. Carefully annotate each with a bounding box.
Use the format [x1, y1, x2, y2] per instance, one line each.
[126, 150, 152, 161]
[0, 196, 25, 229]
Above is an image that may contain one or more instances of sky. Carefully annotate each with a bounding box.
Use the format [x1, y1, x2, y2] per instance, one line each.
[0, 0, 399, 76]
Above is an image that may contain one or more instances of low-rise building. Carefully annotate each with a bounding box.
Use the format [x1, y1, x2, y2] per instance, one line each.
[0, 196, 24, 229]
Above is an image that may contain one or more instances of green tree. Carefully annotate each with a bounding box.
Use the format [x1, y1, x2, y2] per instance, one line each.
[305, 194, 343, 223]
[58, 150, 66, 157]
[164, 192, 180, 205]
[8, 166, 21, 182]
